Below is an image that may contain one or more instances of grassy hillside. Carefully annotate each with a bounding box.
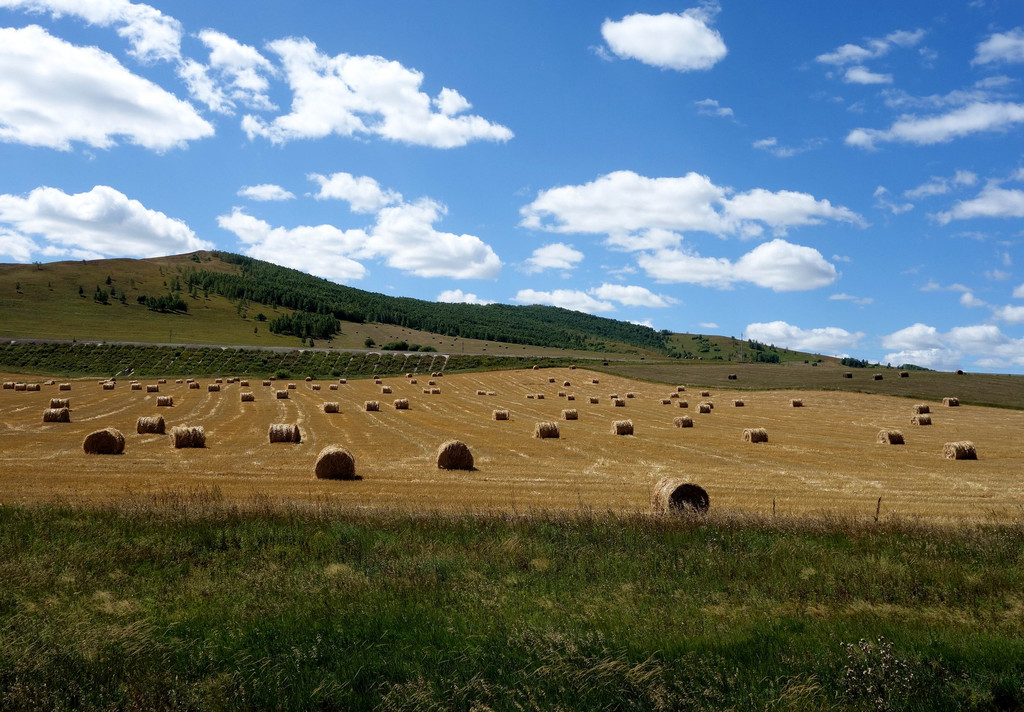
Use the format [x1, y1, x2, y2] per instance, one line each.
[1, 500, 1022, 710]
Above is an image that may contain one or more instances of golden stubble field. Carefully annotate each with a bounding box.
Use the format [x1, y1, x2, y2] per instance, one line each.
[1, 368, 1022, 521]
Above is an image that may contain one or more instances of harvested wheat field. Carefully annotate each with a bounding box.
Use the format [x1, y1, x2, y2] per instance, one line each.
[1, 368, 1023, 521]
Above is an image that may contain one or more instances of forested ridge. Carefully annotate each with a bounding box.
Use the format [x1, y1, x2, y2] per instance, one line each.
[184, 252, 669, 352]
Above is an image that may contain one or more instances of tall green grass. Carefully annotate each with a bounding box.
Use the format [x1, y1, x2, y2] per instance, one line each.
[1, 492, 1022, 710]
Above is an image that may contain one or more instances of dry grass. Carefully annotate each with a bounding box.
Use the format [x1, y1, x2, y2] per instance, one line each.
[2, 368, 1023, 521]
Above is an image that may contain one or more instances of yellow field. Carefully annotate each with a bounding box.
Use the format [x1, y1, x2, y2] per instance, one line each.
[1, 368, 1022, 521]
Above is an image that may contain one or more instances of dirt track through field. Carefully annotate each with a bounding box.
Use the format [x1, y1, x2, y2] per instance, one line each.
[2, 369, 1023, 521]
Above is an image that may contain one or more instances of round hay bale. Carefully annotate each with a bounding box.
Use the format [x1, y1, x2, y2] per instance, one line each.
[25, 383, 40, 392]
[305, 376, 312, 382]
[557, 391, 566, 398]
[727, 374, 737, 380]
[742, 427, 768, 443]
[83, 428, 125, 454]
[532, 365, 540, 370]
[175, 379, 183, 384]
[561, 408, 578, 420]
[43, 380, 55, 386]
[534, 421, 559, 439]
[287, 383, 297, 390]
[612, 398, 625, 407]
[677, 386, 686, 392]
[943, 397, 960, 407]
[733, 400, 744, 407]
[314, 446, 356, 480]
[373, 379, 382, 385]
[14, 382, 27, 391]
[364, 400, 380, 412]
[136, 416, 165, 434]
[240, 392, 255, 402]
[393, 398, 409, 410]
[430, 388, 442, 395]
[276, 390, 288, 399]
[956, 369, 964, 375]
[566, 394, 574, 401]
[913, 404, 930, 414]
[329, 384, 338, 390]
[791, 399, 803, 407]
[843, 372, 853, 379]
[49, 398, 70, 409]
[131, 383, 142, 391]
[323, 401, 340, 413]
[59, 383, 71, 391]
[651, 478, 709, 513]
[943, 441, 977, 460]
[186, 378, 195, 383]
[102, 382, 115, 391]
[678, 400, 689, 408]
[43, 407, 70, 423]
[493, 409, 509, 421]
[569, 365, 576, 370]
[339, 379, 347, 384]
[911, 414, 932, 425]
[476, 390, 486, 396]
[426, 389, 434, 395]
[312, 384, 321, 391]
[215, 379, 223, 384]
[156, 396, 173, 407]
[877, 429, 904, 445]
[698, 403, 711, 414]
[526, 394, 535, 399]
[381, 386, 392, 394]
[611, 419, 633, 435]
[189, 382, 200, 390]
[208, 384, 220, 392]
[436, 440, 474, 470]
[873, 374, 883, 381]
[673, 415, 693, 428]
[170, 425, 205, 449]
[661, 399, 671, 405]
[700, 390, 710, 397]
[534, 393, 544, 400]
[563, 381, 571, 387]
[899, 371, 909, 378]
[428, 380, 436, 386]
[548, 378, 556, 384]
[410, 379, 418, 385]
[406, 373, 413, 378]
[626, 392, 635, 399]
[269, 423, 301, 443]
[157, 378, 166, 384]
[588, 396, 599, 404]
[608, 393, 619, 399]
[240, 380, 249, 387]
[669, 393, 680, 399]
[2, 381, 14, 390]
[592, 379, 600, 384]
[262, 380, 271, 386]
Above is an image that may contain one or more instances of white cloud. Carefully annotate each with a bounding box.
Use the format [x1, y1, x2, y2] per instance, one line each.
[973, 27, 1024, 65]
[752, 136, 826, 158]
[0, 0, 183, 62]
[638, 239, 837, 292]
[883, 348, 963, 370]
[0, 185, 211, 259]
[960, 292, 987, 308]
[694, 98, 733, 118]
[847, 102, 1024, 149]
[238, 184, 295, 202]
[873, 186, 914, 215]
[180, 30, 276, 114]
[829, 293, 874, 305]
[882, 323, 943, 350]
[986, 269, 1010, 281]
[217, 209, 368, 282]
[513, 289, 614, 314]
[935, 183, 1024, 223]
[601, 7, 727, 72]
[744, 321, 864, 353]
[904, 171, 978, 200]
[844, 66, 892, 84]
[993, 304, 1024, 324]
[588, 283, 676, 308]
[242, 37, 512, 148]
[0, 229, 38, 262]
[437, 289, 493, 305]
[0, 25, 212, 152]
[699, 322, 718, 329]
[881, 322, 1024, 370]
[309, 172, 401, 213]
[520, 170, 863, 249]
[523, 243, 584, 274]
[1013, 284, 1024, 298]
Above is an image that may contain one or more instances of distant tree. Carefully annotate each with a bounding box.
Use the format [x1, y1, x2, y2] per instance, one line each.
[105, 275, 112, 285]
[364, 337, 375, 348]
[15, 282, 20, 291]
[78, 285, 84, 296]
[256, 312, 267, 322]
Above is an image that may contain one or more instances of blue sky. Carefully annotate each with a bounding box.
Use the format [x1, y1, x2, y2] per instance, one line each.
[1, 2, 1023, 372]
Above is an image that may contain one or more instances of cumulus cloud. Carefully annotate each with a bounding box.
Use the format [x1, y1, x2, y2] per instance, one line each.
[637, 239, 837, 292]
[523, 243, 584, 274]
[829, 293, 874, 305]
[815, 28, 925, 66]
[520, 170, 863, 249]
[960, 291, 987, 308]
[437, 289, 493, 305]
[993, 304, 1024, 324]
[847, 102, 1024, 149]
[873, 186, 914, 215]
[745, 321, 864, 353]
[218, 181, 502, 281]
[309, 172, 401, 213]
[973, 27, 1024, 66]
[904, 170, 978, 199]
[0, 25, 212, 151]
[180, 29, 276, 114]
[934, 183, 1024, 223]
[0, 229, 38, 262]
[238, 184, 295, 201]
[600, 7, 727, 72]
[241, 37, 512, 148]
[844, 66, 892, 84]
[588, 283, 676, 308]
[0, 185, 211, 260]
[217, 209, 368, 282]
[0, 0, 183, 62]
[1013, 284, 1024, 298]
[881, 322, 1024, 370]
[745, 323, 864, 354]
[694, 98, 733, 118]
[512, 289, 614, 314]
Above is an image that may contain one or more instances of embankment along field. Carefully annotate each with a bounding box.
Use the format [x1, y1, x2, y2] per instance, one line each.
[2, 368, 1021, 521]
